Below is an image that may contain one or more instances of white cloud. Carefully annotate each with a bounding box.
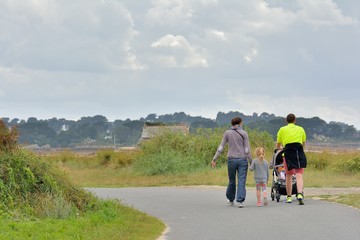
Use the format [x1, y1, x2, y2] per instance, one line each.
[298, 0, 359, 27]
[146, 0, 193, 26]
[209, 30, 228, 41]
[151, 34, 208, 68]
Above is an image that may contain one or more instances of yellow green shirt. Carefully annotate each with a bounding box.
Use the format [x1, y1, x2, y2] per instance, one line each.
[277, 123, 306, 146]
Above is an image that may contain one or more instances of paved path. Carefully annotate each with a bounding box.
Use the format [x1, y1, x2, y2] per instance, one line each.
[88, 187, 360, 240]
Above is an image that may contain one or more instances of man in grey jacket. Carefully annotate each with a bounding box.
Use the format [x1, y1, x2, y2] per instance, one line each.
[211, 117, 252, 208]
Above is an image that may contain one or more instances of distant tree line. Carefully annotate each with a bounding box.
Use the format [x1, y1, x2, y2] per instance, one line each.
[1, 111, 359, 148]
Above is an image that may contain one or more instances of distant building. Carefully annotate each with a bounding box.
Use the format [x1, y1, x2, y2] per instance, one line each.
[139, 123, 189, 143]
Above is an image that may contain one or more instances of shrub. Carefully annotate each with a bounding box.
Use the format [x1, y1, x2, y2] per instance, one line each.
[97, 149, 113, 165]
[307, 156, 330, 170]
[333, 156, 360, 173]
[0, 121, 96, 220]
[113, 150, 138, 166]
[247, 128, 275, 153]
[134, 127, 275, 175]
[58, 150, 76, 163]
[0, 119, 18, 153]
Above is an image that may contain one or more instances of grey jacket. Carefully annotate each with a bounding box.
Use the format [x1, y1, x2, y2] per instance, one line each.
[249, 158, 269, 182]
[213, 125, 252, 162]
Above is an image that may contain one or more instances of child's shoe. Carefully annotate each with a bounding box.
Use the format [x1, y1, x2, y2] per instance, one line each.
[257, 201, 262, 207]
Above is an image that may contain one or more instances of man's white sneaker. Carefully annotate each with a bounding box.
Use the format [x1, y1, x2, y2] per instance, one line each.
[227, 200, 234, 206]
[237, 202, 244, 208]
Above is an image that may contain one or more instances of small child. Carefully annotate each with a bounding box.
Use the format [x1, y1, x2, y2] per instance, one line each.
[249, 147, 269, 207]
[277, 165, 286, 180]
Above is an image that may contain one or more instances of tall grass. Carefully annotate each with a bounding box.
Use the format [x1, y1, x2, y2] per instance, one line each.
[0, 149, 97, 220]
[0, 118, 165, 239]
[133, 127, 275, 175]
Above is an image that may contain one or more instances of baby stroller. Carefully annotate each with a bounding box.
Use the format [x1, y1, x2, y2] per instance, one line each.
[270, 149, 297, 202]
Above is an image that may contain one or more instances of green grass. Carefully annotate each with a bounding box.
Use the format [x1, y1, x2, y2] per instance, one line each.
[0, 200, 164, 240]
[316, 194, 360, 210]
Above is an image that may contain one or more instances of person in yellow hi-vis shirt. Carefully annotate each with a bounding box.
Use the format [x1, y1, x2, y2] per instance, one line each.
[276, 113, 307, 205]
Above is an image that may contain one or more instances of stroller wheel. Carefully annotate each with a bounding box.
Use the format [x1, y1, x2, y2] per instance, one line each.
[271, 187, 275, 201]
[276, 193, 281, 202]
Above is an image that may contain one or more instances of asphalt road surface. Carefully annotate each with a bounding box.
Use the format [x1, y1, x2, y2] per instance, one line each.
[88, 187, 360, 240]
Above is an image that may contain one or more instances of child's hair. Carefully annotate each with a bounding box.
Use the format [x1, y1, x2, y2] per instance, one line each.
[255, 147, 265, 162]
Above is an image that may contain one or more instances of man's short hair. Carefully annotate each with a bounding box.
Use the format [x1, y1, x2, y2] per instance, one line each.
[231, 117, 242, 126]
[286, 113, 296, 123]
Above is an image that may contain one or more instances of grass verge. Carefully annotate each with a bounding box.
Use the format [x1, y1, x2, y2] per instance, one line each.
[0, 200, 165, 240]
[315, 194, 360, 210]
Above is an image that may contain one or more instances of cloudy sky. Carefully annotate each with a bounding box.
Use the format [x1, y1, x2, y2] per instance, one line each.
[1, 0, 359, 129]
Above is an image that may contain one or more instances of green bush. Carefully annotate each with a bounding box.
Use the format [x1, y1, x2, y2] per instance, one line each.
[57, 150, 76, 164]
[0, 120, 96, 220]
[134, 127, 275, 175]
[97, 149, 113, 165]
[333, 156, 360, 173]
[113, 150, 138, 166]
[0, 150, 96, 220]
[307, 156, 330, 170]
[0, 119, 18, 153]
[247, 128, 275, 153]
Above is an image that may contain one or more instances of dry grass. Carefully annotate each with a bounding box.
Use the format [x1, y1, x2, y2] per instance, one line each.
[43, 148, 360, 188]
[57, 163, 360, 189]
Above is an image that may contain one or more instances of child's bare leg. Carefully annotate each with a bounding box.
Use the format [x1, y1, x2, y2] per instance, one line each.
[262, 184, 268, 206]
[256, 189, 261, 202]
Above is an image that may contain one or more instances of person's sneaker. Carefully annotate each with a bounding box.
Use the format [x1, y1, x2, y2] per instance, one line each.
[263, 197, 268, 206]
[286, 196, 292, 203]
[296, 193, 305, 205]
[296, 193, 304, 200]
[227, 200, 234, 206]
[237, 202, 244, 208]
[257, 201, 262, 207]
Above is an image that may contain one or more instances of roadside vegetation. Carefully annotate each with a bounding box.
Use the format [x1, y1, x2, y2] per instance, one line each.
[0, 120, 164, 239]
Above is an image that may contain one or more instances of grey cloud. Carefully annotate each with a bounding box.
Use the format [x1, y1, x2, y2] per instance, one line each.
[0, 0, 138, 72]
[0, 0, 359, 129]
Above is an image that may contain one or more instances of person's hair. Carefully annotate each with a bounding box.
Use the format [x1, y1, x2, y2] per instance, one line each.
[255, 147, 265, 162]
[231, 117, 242, 126]
[286, 113, 296, 123]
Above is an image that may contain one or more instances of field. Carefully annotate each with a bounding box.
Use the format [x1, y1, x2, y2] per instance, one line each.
[40, 145, 360, 189]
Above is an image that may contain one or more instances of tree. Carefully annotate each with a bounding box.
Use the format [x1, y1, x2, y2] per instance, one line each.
[0, 119, 18, 152]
